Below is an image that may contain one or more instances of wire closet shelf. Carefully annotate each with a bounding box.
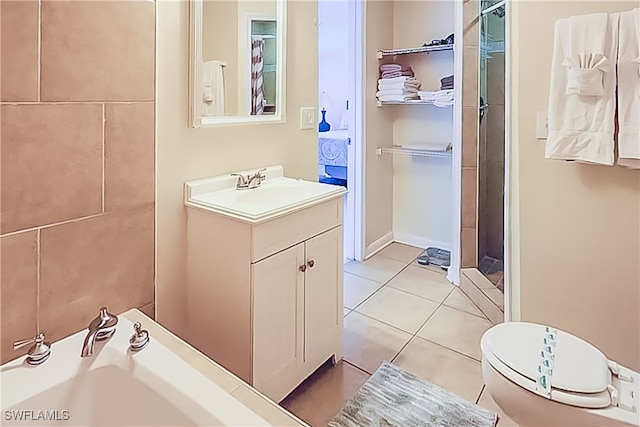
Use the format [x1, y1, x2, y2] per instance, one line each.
[376, 145, 453, 158]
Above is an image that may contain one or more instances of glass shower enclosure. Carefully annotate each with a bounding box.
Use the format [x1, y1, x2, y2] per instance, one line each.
[478, 0, 505, 291]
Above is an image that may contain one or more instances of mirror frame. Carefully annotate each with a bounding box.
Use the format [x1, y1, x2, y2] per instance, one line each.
[189, 0, 287, 128]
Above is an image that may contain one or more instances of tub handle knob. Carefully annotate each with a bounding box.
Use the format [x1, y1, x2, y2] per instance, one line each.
[129, 322, 150, 352]
[13, 332, 51, 365]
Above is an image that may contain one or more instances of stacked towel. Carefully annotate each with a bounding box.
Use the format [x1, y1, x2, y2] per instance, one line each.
[379, 63, 415, 79]
[545, 13, 617, 165]
[440, 75, 454, 90]
[377, 76, 421, 102]
[615, 9, 640, 169]
[418, 90, 454, 107]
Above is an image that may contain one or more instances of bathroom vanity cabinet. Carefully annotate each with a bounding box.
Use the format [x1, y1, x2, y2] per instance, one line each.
[184, 171, 344, 403]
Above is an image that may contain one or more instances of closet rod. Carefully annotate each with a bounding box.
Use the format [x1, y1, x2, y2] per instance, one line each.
[480, 0, 505, 16]
[376, 146, 452, 158]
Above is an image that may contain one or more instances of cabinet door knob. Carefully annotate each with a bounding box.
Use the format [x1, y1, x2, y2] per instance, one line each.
[307, 260, 315, 268]
[299, 264, 307, 272]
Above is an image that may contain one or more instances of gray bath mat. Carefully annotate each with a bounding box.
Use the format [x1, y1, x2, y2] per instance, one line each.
[328, 362, 497, 427]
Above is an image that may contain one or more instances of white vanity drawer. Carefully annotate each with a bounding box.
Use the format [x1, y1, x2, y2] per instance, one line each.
[251, 197, 342, 262]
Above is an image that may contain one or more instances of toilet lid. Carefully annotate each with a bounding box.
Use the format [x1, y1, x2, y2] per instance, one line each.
[482, 322, 613, 408]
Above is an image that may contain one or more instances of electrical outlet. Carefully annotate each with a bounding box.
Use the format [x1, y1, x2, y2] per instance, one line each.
[536, 112, 548, 139]
[300, 107, 316, 130]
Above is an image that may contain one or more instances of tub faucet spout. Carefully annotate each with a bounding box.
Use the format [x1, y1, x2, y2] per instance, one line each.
[81, 307, 118, 357]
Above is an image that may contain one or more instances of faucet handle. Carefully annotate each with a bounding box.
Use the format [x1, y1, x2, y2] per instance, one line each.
[129, 322, 150, 352]
[13, 332, 51, 365]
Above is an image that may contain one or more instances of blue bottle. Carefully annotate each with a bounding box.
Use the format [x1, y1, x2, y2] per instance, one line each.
[319, 108, 331, 132]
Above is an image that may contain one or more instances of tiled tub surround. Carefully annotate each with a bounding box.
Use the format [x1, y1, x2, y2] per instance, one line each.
[0, 0, 155, 363]
[281, 243, 518, 426]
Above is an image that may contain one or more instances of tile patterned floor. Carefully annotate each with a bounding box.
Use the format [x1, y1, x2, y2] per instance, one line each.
[280, 243, 519, 426]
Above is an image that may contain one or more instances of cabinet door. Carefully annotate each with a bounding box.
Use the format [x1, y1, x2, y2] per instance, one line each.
[252, 242, 305, 401]
[304, 226, 343, 369]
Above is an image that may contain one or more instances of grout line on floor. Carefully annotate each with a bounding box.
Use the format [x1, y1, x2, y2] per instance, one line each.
[345, 261, 415, 313]
[385, 282, 455, 305]
[343, 359, 373, 376]
[389, 287, 454, 364]
[476, 384, 485, 404]
[347, 310, 419, 337]
[415, 335, 483, 363]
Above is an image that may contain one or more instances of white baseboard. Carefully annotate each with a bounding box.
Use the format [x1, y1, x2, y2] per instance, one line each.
[364, 231, 394, 260]
[393, 232, 451, 252]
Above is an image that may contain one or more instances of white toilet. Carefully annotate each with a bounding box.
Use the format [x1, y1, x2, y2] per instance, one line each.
[481, 322, 640, 427]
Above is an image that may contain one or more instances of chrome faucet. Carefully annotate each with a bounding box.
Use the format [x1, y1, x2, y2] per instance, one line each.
[81, 307, 118, 357]
[231, 168, 266, 189]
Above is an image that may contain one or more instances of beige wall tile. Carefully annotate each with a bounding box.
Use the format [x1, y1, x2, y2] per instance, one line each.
[486, 105, 506, 162]
[462, 46, 479, 108]
[0, 1, 39, 101]
[39, 205, 154, 341]
[0, 104, 103, 234]
[139, 302, 155, 320]
[461, 167, 477, 228]
[462, 107, 478, 167]
[41, 1, 155, 101]
[487, 53, 505, 106]
[463, 0, 479, 47]
[461, 227, 478, 267]
[1, 231, 38, 364]
[105, 103, 155, 210]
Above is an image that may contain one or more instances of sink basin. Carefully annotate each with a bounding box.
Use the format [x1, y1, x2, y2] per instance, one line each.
[185, 165, 346, 223]
[235, 185, 313, 204]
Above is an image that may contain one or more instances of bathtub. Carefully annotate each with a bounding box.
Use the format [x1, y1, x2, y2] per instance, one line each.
[0, 309, 304, 426]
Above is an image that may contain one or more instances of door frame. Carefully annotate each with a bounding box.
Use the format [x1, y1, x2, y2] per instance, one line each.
[351, 0, 365, 262]
[447, 0, 464, 286]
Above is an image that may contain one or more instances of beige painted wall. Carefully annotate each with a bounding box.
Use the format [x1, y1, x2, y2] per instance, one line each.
[364, 1, 395, 249]
[156, 0, 318, 335]
[510, 0, 640, 370]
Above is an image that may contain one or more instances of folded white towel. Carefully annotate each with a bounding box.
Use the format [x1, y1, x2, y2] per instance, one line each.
[377, 89, 419, 97]
[545, 13, 618, 165]
[616, 9, 640, 169]
[378, 81, 421, 91]
[418, 90, 454, 100]
[378, 76, 416, 84]
[377, 94, 420, 102]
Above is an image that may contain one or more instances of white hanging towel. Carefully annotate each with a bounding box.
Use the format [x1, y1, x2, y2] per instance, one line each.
[545, 13, 618, 165]
[616, 9, 640, 169]
[202, 60, 226, 117]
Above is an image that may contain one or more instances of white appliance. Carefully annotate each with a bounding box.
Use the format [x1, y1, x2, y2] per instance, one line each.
[481, 322, 639, 427]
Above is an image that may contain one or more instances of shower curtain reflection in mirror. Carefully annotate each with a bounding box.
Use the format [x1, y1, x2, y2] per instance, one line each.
[249, 20, 277, 115]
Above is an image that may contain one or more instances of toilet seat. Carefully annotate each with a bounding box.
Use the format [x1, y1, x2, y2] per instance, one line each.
[482, 322, 615, 409]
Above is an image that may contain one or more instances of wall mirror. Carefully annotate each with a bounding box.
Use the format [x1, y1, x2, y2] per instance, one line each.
[189, 0, 287, 127]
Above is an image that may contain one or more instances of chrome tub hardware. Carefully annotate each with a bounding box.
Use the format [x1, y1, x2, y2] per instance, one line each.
[13, 332, 51, 365]
[231, 168, 267, 189]
[81, 306, 118, 357]
[129, 322, 150, 352]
